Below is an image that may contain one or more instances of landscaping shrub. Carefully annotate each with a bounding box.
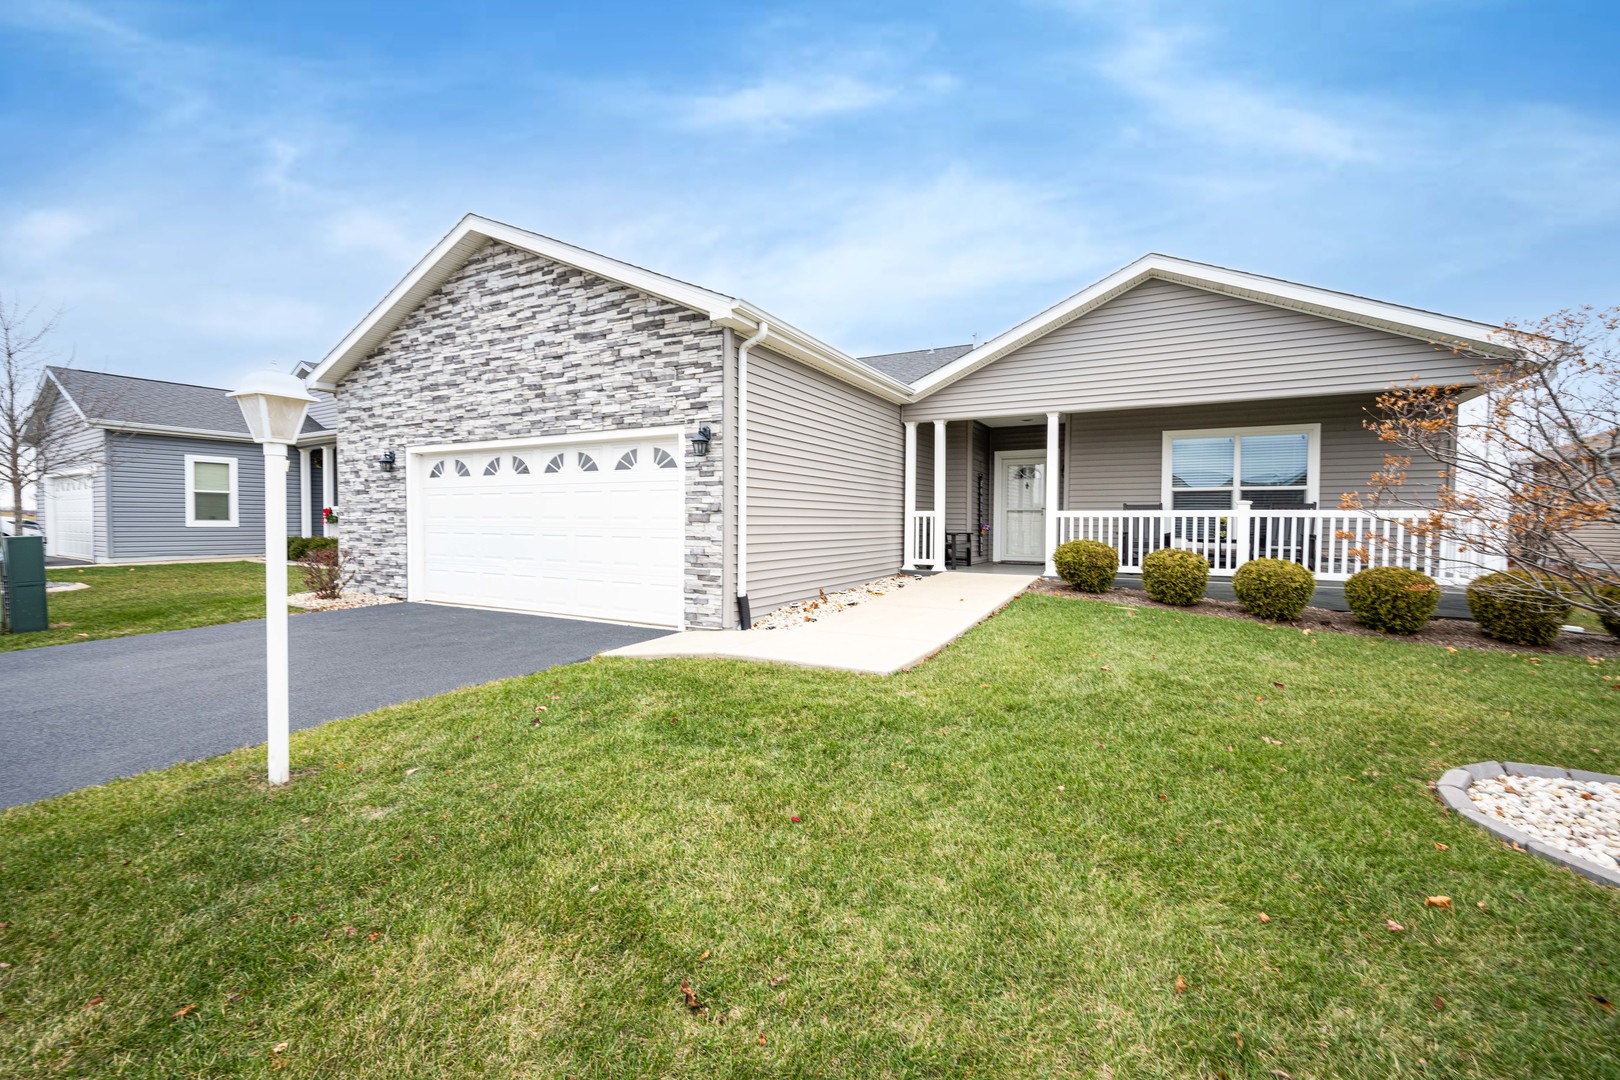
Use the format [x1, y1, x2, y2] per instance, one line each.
[1231, 558, 1315, 621]
[1140, 548, 1208, 606]
[1598, 584, 1620, 639]
[1343, 566, 1441, 634]
[299, 544, 352, 600]
[287, 535, 338, 561]
[1466, 571, 1571, 646]
[1052, 539, 1118, 592]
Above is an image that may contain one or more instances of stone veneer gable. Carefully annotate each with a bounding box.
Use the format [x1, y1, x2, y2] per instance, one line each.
[334, 240, 728, 628]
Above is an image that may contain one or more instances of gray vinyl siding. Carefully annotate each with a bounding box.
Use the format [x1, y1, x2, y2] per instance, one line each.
[904, 278, 1492, 422]
[914, 425, 935, 512]
[1577, 517, 1620, 569]
[1062, 393, 1443, 508]
[102, 433, 326, 561]
[744, 346, 905, 612]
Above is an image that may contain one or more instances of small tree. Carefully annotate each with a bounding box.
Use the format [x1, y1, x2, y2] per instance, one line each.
[0, 295, 101, 534]
[1343, 307, 1618, 626]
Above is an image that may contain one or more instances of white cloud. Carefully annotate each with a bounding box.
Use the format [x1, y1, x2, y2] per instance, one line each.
[1094, 24, 1380, 163]
[323, 207, 427, 264]
[7, 209, 101, 259]
[675, 70, 954, 132]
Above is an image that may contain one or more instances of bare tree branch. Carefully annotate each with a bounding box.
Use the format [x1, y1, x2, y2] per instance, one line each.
[1345, 307, 1620, 626]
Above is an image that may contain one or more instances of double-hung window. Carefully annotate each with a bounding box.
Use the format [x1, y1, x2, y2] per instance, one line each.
[185, 455, 239, 527]
[1163, 425, 1319, 511]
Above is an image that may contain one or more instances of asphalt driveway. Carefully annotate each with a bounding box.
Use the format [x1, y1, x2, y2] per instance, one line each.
[0, 603, 670, 809]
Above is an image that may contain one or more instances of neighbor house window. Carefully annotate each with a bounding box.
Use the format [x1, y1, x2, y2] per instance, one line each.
[1163, 425, 1319, 511]
[185, 455, 238, 527]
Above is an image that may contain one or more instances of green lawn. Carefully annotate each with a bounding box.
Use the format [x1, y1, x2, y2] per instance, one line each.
[2, 595, 1617, 1078]
[1, 562, 304, 652]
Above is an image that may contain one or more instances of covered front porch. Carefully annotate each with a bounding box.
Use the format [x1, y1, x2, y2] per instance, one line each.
[902, 395, 1500, 586]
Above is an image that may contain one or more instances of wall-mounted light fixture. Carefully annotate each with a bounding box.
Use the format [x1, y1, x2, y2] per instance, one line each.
[690, 426, 713, 458]
[377, 450, 396, 472]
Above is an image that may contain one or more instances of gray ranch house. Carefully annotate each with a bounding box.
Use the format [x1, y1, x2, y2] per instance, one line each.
[34, 368, 339, 563]
[306, 213, 1517, 631]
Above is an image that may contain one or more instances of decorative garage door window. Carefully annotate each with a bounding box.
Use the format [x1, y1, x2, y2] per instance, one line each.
[420, 443, 681, 481]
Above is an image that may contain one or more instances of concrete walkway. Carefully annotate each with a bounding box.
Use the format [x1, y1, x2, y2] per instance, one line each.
[605, 571, 1036, 675]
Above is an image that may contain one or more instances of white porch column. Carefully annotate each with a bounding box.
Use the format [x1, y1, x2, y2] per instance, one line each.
[933, 420, 947, 572]
[902, 421, 918, 570]
[1043, 412, 1060, 577]
[297, 447, 313, 538]
[320, 445, 336, 528]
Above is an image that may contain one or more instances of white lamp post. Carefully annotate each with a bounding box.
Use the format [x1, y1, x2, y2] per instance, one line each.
[228, 372, 315, 785]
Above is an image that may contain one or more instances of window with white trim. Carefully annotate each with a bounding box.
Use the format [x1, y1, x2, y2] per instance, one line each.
[1164, 425, 1318, 511]
[185, 455, 238, 527]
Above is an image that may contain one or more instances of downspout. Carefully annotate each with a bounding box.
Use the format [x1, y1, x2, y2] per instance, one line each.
[734, 318, 769, 629]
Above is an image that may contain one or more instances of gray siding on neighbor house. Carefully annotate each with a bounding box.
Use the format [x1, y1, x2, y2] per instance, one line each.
[105, 433, 269, 560]
[743, 345, 905, 613]
[1578, 517, 1620, 569]
[1061, 393, 1444, 508]
[903, 278, 1491, 422]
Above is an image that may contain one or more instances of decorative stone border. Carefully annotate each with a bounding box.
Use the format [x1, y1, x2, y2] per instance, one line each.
[1437, 761, 1620, 888]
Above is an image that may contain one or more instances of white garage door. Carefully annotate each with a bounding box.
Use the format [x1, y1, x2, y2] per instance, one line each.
[414, 435, 684, 627]
[42, 472, 94, 561]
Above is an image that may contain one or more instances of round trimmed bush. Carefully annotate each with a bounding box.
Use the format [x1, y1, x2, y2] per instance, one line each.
[1231, 558, 1316, 621]
[1466, 572, 1570, 646]
[1140, 548, 1209, 606]
[1052, 539, 1118, 592]
[1343, 566, 1440, 634]
[1596, 584, 1620, 640]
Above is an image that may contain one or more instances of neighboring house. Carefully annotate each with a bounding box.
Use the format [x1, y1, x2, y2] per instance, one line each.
[32, 368, 339, 563]
[305, 213, 1521, 630]
[1522, 441, 1620, 573]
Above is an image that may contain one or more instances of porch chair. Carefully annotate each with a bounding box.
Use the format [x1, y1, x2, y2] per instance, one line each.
[1250, 502, 1319, 570]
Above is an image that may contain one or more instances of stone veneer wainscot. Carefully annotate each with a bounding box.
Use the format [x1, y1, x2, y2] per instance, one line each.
[334, 240, 728, 628]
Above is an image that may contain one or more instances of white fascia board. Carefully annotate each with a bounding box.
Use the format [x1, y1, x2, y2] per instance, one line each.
[307, 213, 740, 390]
[909, 253, 1518, 400]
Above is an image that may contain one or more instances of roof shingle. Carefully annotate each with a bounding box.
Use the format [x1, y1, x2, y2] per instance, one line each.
[48, 367, 332, 438]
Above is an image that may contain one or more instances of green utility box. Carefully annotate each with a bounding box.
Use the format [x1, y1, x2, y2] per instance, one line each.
[0, 534, 48, 634]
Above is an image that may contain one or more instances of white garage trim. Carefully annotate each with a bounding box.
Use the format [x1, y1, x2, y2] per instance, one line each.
[404, 426, 688, 629]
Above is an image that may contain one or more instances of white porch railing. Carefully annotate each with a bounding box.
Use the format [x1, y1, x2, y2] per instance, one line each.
[907, 511, 941, 570]
[1052, 509, 1504, 584]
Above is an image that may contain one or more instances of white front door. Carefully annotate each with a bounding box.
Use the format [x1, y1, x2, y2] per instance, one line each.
[996, 452, 1046, 563]
[42, 472, 94, 560]
[412, 434, 684, 627]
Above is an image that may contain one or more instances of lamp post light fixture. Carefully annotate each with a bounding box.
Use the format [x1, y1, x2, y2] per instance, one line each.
[690, 425, 713, 458]
[377, 450, 396, 472]
[228, 371, 315, 786]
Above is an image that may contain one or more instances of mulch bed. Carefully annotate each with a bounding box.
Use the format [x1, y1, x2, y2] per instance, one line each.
[1028, 577, 1620, 658]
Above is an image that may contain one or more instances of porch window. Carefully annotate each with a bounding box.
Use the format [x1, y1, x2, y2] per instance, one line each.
[1164, 425, 1318, 510]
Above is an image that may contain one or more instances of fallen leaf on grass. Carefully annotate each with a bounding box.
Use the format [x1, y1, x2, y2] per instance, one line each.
[83, 996, 105, 1010]
[173, 1004, 197, 1019]
[1433, 995, 1446, 1011]
[1386, 919, 1405, 932]
[271, 1041, 289, 1054]
[1592, 994, 1614, 1013]
[697, 950, 710, 962]
[1425, 896, 1453, 910]
[1272, 682, 1286, 690]
[769, 974, 788, 988]
[1434, 843, 1449, 851]
[1477, 901, 1487, 909]
[1271, 1071, 1295, 1080]
[1174, 975, 1187, 994]
[1258, 912, 1271, 924]
[680, 978, 704, 1012]
[758, 1032, 768, 1045]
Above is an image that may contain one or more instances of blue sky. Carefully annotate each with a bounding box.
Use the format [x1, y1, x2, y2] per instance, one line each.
[2, 0, 1618, 388]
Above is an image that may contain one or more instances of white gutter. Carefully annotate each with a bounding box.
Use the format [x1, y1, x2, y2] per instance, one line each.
[734, 318, 769, 629]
